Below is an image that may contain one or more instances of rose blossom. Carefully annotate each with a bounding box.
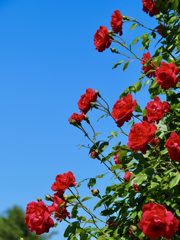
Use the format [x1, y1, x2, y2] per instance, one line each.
[124, 172, 133, 182]
[68, 113, 84, 124]
[133, 184, 140, 191]
[94, 26, 112, 52]
[144, 96, 170, 123]
[139, 202, 179, 239]
[25, 201, 54, 235]
[110, 10, 123, 36]
[141, 52, 155, 78]
[51, 171, 77, 192]
[48, 195, 70, 221]
[155, 62, 179, 90]
[165, 132, 180, 162]
[111, 94, 136, 127]
[78, 88, 97, 114]
[142, 0, 158, 17]
[127, 121, 157, 154]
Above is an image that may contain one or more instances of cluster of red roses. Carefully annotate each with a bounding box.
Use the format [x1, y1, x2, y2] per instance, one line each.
[141, 51, 179, 90]
[68, 88, 97, 124]
[111, 92, 170, 153]
[25, 171, 76, 235]
[94, 10, 123, 52]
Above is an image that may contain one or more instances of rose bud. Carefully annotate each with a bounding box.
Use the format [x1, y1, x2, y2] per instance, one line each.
[91, 189, 99, 196]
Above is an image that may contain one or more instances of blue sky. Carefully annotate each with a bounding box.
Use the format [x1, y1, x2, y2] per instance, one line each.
[0, 0, 159, 239]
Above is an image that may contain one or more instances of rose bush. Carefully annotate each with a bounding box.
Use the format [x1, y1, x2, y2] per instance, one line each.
[25, 1, 180, 239]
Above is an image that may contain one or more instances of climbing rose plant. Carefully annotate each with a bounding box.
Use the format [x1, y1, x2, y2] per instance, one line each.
[25, 0, 180, 239]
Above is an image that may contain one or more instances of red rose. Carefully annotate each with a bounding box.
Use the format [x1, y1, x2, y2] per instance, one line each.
[141, 52, 155, 78]
[133, 184, 140, 191]
[68, 113, 84, 124]
[78, 88, 97, 114]
[94, 26, 112, 52]
[142, 0, 158, 17]
[165, 132, 180, 162]
[156, 62, 179, 90]
[25, 201, 54, 235]
[124, 172, 133, 182]
[48, 195, 70, 221]
[144, 96, 170, 123]
[127, 121, 157, 154]
[51, 171, 77, 192]
[111, 94, 136, 127]
[110, 10, 123, 36]
[139, 202, 179, 239]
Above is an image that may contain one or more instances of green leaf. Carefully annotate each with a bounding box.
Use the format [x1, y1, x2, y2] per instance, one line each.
[123, 62, 129, 72]
[81, 197, 92, 202]
[71, 204, 78, 218]
[87, 178, 96, 188]
[99, 141, 109, 153]
[110, 131, 118, 137]
[168, 15, 178, 24]
[134, 104, 142, 113]
[130, 36, 141, 47]
[135, 173, 147, 184]
[133, 81, 142, 93]
[130, 23, 138, 30]
[111, 164, 122, 171]
[112, 60, 125, 69]
[169, 173, 180, 188]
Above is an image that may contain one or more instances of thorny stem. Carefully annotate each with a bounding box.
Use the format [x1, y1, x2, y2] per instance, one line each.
[167, 161, 180, 173]
[79, 125, 123, 181]
[68, 188, 107, 238]
[125, 17, 155, 32]
[120, 127, 129, 137]
[88, 122, 96, 142]
[163, 46, 176, 60]
[112, 39, 142, 61]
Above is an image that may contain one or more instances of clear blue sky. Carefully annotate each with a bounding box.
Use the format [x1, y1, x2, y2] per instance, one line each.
[0, 0, 158, 239]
